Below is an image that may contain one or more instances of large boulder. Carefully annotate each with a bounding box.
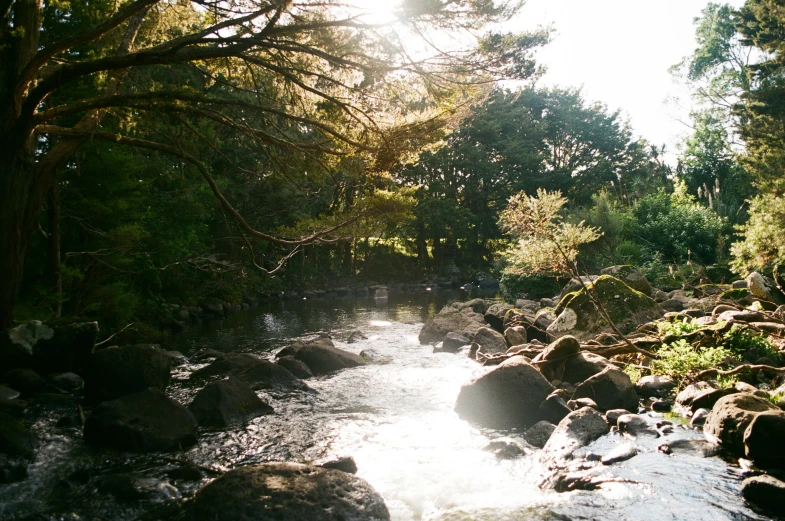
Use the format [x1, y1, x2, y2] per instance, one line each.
[561, 353, 613, 386]
[294, 337, 367, 376]
[188, 378, 274, 428]
[504, 326, 527, 347]
[183, 463, 390, 521]
[1, 369, 45, 398]
[192, 353, 308, 392]
[455, 357, 554, 429]
[571, 367, 639, 412]
[600, 265, 651, 296]
[439, 332, 470, 353]
[540, 407, 609, 464]
[747, 272, 785, 305]
[84, 388, 197, 452]
[742, 475, 785, 517]
[276, 356, 313, 379]
[418, 305, 487, 344]
[484, 303, 514, 332]
[704, 393, 779, 454]
[0, 412, 37, 460]
[471, 327, 508, 357]
[551, 276, 664, 339]
[635, 375, 676, 398]
[85, 344, 170, 403]
[742, 410, 785, 468]
[0, 321, 98, 373]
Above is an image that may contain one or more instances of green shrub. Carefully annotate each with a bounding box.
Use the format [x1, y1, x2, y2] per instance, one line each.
[650, 339, 735, 386]
[720, 324, 780, 361]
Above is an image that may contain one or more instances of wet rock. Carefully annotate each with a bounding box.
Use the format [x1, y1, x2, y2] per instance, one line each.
[503, 326, 527, 347]
[189, 378, 273, 427]
[617, 414, 659, 438]
[704, 393, 779, 454]
[0, 412, 37, 459]
[439, 332, 470, 353]
[572, 367, 638, 412]
[471, 327, 508, 356]
[484, 438, 528, 459]
[600, 265, 651, 295]
[163, 350, 188, 367]
[418, 305, 487, 344]
[167, 464, 203, 482]
[455, 357, 554, 429]
[84, 388, 197, 452]
[743, 410, 785, 468]
[690, 408, 710, 428]
[658, 439, 719, 457]
[651, 399, 673, 412]
[1, 369, 45, 397]
[561, 352, 613, 386]
[0, 386, 20, 401]
[183, 463, 390, 521]
[294, 337, 367, 376]
[316, 456, 358, 474]
[274, 353, 313, 377]
[540, 407, 609, 464]
[741, 474, 785, 517]
[96, 473, 181, 501]
[47, 372, 83, 392]
[193, 353, 308, 392]
[193, 348, 225, 362]
[635, 375, 676, 398]
[0, 454, 28, 483]
[675, 382, 734, 412]
[604, 409, 632, 426]
[537, 392, 572, 425]
[346, 330, 367, 344]
[0, 398, 27, 418]
[85, 344, 170, 402]
[524, 421, 557, 448]
[601, 442, 638, 465]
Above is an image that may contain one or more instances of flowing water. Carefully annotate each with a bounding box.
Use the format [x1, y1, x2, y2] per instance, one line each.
[0, 292, 775, 520]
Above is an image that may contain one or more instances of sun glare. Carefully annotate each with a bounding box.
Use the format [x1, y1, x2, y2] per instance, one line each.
[352, 0, 401, 25]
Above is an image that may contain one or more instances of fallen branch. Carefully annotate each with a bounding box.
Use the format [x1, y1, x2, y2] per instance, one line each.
[696, 364, 785, 381]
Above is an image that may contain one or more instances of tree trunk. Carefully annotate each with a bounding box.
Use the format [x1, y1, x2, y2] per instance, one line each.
[48, 181, 62, 318]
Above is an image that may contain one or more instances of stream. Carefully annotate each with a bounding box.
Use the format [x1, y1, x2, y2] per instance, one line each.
[0, 291, 774, 520]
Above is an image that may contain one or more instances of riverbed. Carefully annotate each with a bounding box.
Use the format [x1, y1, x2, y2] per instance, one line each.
[0, 292, 772, 520]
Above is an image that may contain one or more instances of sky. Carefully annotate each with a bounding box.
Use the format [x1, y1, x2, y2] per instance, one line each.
[509, 0, 746, 161]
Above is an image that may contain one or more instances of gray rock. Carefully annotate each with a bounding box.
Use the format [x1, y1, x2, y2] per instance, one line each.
[439, 332, 471, 353]
[183, 463, 390, 521]
[484, 437, 528, 459]
[568, 397, 599, 410]
[524, 421, 557, 448]
[742, 475, 785, 517]
[675, 382, 734, 412]
[743, 410, 785, 468]
[535, 336, 580, 363]
[189, 378, 273, 427]
[0, 386, 20, 401]
[0, 412, 37, 459]
[504, 326, 527, 347]
[84, 388, 197, 452]
[316, 456, 358, 474]
[419, 305, 486, 344]
[276, 356, 314, 379]
[193, 353, 308, 392]
[47, 372, 84, 392]
[635, 375, 676, 398]
[660, 299, 684, 312]
[601, 442, 638, 465]
[604, 409, 632, 426]
[747, 272, 785, 305]
[471, 327, 508, 356]
[658, 439, 719, 457]
[690, 408, 711, 428]
[617, 414, 659, 438]
[85, 344, 170, 403]
[561, 352, 613, 386]
[0, 454, 28, 484]
[294, 338, 367, 376]
[540, 407, 609, 464]
[484, 303, 514, 332]
[537, 392, 573, 425]
[455, 357, 554, 429]
[163, 350, 188, 367]
[1, 369, 45, 397]
[346, 330, 367, 344]
[704, 393, 779, 454]
[572, 367, 638, 412]
[600, 265, 651, 295]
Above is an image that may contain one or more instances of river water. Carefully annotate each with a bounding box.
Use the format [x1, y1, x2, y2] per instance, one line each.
[0, 292, 773, 520]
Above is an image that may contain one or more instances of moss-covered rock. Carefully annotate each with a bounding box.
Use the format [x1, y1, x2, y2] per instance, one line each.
[500, 273, 561, 301]
[552, 276, 664, 339]
[719, 288, 753, 302]
[600, 265, 651, 295]
[693, 284, 731, 298]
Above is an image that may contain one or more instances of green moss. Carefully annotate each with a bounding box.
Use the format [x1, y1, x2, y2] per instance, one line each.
[720, 288, 751, 301]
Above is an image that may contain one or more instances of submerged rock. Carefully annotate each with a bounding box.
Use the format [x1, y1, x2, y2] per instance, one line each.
[188, 378, 273, 427]
[85, 344, 170, 403]
[483, 438, 528, 459]
[455, 357, 554, 429]
[84, 388, 197, 452]
[616, 414, 659, 438]
[658, 439, 719, 457]
[183, 463, 390, 521]
[601, 442, 638, 465]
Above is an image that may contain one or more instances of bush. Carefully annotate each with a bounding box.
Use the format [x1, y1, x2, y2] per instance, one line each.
[731, 193, 785, 273]
[650, 339, 734, 386]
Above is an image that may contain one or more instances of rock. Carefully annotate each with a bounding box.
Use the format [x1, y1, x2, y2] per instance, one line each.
[572, 367, 638, 412]
[658, 439, 719, 457]
[276, 356, 314, 379]
[601, 442, 638, 465]
[690, 408, 711, 428]
[704, 393, 779, 454]
[455, 357, 554, 429]
[600, 265, 651, 295]
[164, 350, 188, 367]
[471, 327, 508, 356]
[193, 348, 225, 361]
[1, 369, 45, 397]
[0, 412, 37, 459]
[418, 305, 487, 344]
[675, 382, 734, 412]
[504, 326, 527, 347]
[545, 309, 578, 337]
[537, 392, 573, 425]
[346, 330, 367, 344]
[193, 354, 308, 392]
[747, 272, 785, 305]
[660, 299, 685, 312]
[561, 353, 613, 386]
[0, 321, 98, 373]
[617, 414, 659, 438]
[524, 421, 557, 448]
[568, 397, 599, 410]
[0, 454, 28, 484]
[47, 372, 84, 392]
[741, 475, 785, 517]
[535, 336, 580, 363]
[651, 399, 673, 412]
[743, 410, 785, 468]
[84, 388, 197, 452]
[484, 303, 514, 332]
[96, 473, 181, 501]
[635, 375, 676, 398]
[534, 309, 558, 331]
[455, 298, 489, 314]
[188, 378, 274, 427]
[483, 438, 528, 459]
[440, 332, 470, 353]
[183, 463, 390, 521]
[604, 409, 632, 426]
[540, 407, 609, 464]
[316, 456, 358, 474]
[85, 344, 170, 403]
[552, 276, 664, 339]
[294, 337, 367, 376]
[0, 386, 20, 401]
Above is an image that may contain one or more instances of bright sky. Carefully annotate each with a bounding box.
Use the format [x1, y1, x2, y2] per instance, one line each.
[510, 0, 746, 161]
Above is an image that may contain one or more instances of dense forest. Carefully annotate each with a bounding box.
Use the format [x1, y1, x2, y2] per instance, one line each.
[1, 0, 783, 337]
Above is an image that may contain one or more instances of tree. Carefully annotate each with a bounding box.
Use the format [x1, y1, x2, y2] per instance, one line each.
[0, 0, 549, 328]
